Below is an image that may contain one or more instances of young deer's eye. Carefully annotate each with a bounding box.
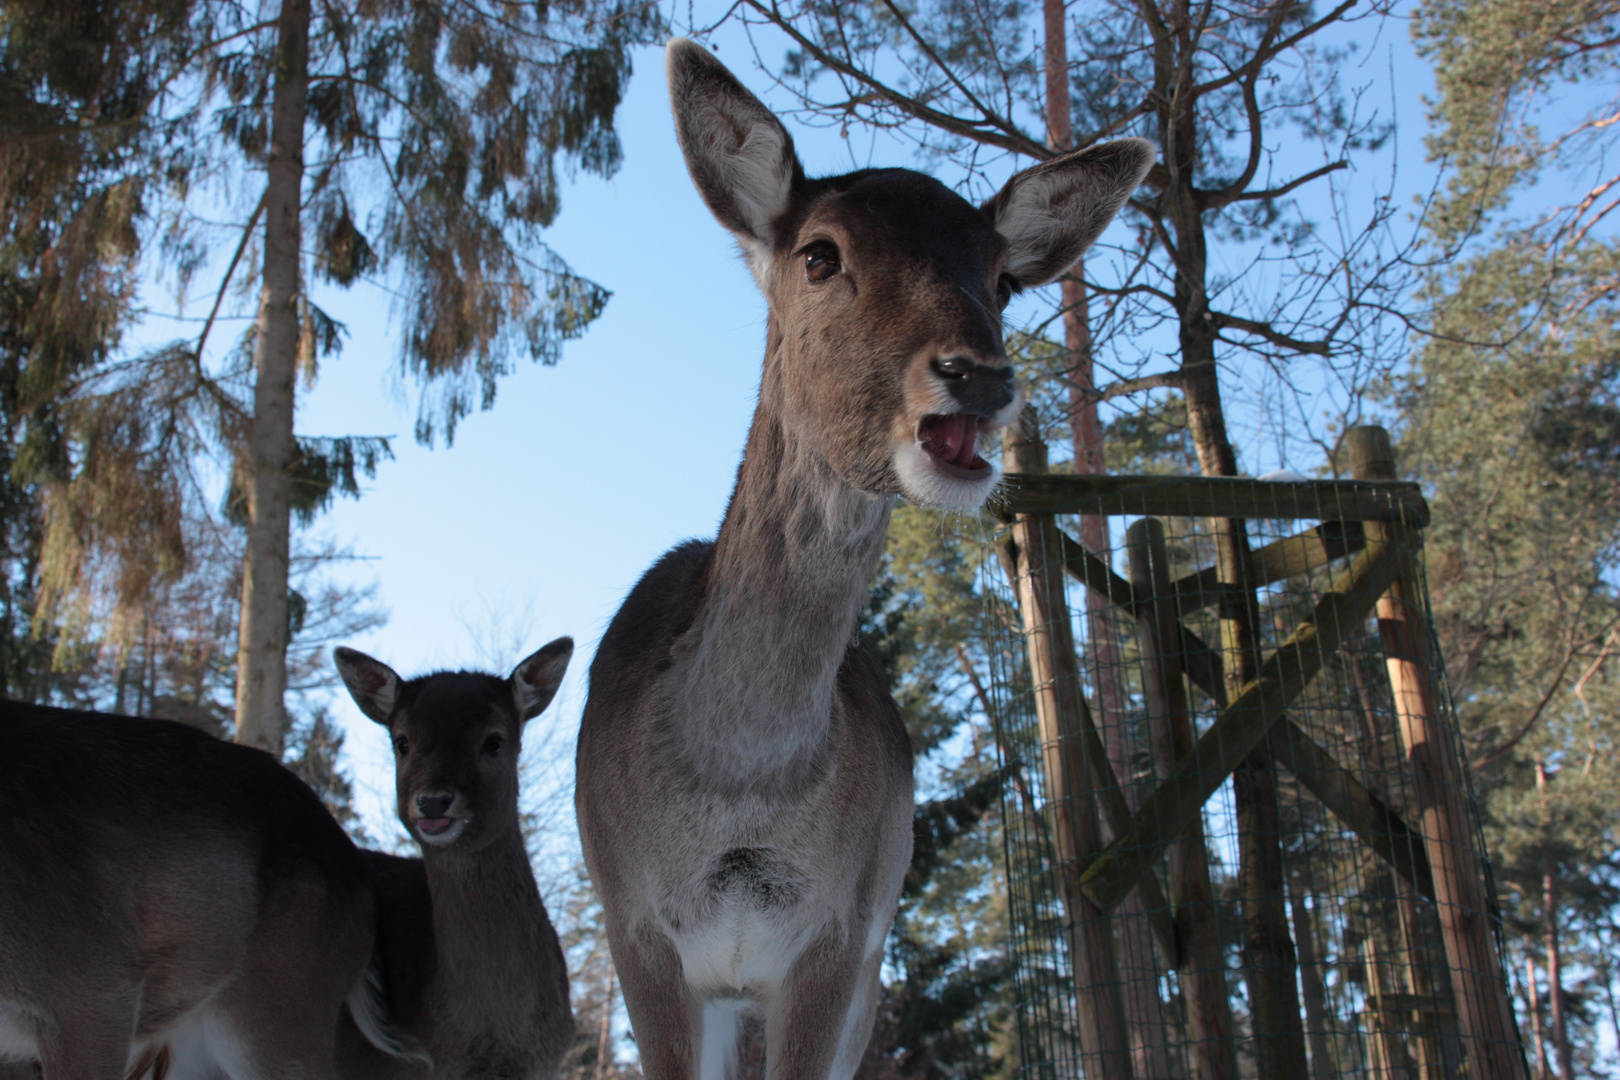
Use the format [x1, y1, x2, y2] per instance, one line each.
[803, 241, 841, 283]
[393, 735, 410, 756]
[482, 733, 505, 757]
[995, 275, 1016, 312]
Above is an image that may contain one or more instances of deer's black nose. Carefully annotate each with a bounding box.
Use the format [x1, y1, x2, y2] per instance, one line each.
[930, 356, 1014, 416]
[416, 792, 454, 818]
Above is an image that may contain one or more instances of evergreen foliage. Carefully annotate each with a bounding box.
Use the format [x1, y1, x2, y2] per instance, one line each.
[1408, 0, 1620, 1069]
[853, 503, 1020, 1080]
[0, 0, 661, 749]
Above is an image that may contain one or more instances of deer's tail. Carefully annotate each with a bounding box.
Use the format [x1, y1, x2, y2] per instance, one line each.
[347, 957, 434, 1067]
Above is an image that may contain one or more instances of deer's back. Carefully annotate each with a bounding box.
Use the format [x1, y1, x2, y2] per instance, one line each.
[0, 701, 369, 1034]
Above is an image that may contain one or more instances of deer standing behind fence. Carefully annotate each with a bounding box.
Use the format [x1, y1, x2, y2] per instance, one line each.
[574, 39, 1154, 1080]
[0, 701, 416, 1080]
[333, 639, 576, 1080]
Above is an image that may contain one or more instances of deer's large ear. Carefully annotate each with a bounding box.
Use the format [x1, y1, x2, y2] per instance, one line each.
[334, 647, 402, 725]
[511, 637, 573, 723]
[667, 37, 800, 269]
[983, 139, 1155, 287]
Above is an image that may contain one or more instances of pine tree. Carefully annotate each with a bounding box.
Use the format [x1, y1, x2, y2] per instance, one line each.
[853, 504, 1022, 1080]
[1404, 3, 1620, 1068]
[1, 0, 662, 753]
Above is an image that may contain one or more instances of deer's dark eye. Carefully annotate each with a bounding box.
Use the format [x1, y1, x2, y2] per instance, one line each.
[393, 735, 410, 756]
[803, 241, 841, 283]
[482, 733, 505, 757]
[995, 275, 1016, 312]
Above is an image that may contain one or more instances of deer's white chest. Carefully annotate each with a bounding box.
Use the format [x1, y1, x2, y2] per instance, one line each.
[0, 1001, 38, 1064]
[658, 841, 813, 995]
[670, 895, 821, 996]
[657, 840, 893, 1000]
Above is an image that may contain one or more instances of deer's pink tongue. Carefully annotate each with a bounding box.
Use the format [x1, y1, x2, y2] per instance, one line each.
[417, 818, 453, 835]
[919, 413, 985, 470]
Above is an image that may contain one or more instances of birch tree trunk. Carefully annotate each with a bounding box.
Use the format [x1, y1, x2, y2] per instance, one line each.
[234, 0, 309, 754]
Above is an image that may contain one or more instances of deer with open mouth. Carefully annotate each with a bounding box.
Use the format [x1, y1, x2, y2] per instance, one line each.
[575, 38, 1153, 1080]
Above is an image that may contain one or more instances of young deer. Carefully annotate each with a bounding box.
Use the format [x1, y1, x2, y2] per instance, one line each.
[332, 639, 576, 1080]
[575, 39, 1154, 1080]
[0, 701, 409, 1080]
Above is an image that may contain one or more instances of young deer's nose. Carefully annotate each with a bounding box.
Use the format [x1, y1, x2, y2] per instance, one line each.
[415, 792, 454, 818]
[930, 355, 1016, 417]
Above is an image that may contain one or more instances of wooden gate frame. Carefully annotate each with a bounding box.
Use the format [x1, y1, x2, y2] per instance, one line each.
[994, 424, 1525, 1080]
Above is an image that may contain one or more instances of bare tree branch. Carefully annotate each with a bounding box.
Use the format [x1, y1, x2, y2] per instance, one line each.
[739, 0, 1050, 158]
[1210, 311, 1332, 355]
[1204, 160, 1350, 211]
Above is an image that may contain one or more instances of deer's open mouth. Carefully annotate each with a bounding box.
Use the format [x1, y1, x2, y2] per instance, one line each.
[917, 413, 991, 477]
[415, 817, 466, 845]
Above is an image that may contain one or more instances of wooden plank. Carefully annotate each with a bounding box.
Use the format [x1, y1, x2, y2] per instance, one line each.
[1056, 530, 1142, 609]
[1264, 724, 1436, 901]
[1001, 419, 1134, 1080]
[995, 472, 1429, 526]
[1171, 621, 1437, 902]
[1172, 520, 1367, 613]
[1075, 533, 1402, 912]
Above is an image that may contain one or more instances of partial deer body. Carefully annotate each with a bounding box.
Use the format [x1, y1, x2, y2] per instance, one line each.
[0, 701, 396, 1080]
[333, 640, 576, 1080]
[575, 39, 1153, 1080]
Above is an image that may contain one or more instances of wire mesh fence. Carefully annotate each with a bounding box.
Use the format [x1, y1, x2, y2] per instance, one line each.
[979, 425, 1526, 1080]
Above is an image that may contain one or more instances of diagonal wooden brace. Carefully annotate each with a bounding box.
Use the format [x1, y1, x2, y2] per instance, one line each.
[1055, 524, 1434, 905]
[1171, 624, 1437, 902]
[997, 535, 1182, 964]
[1264, 723, 1436, 901]
[1074, 531, 1403, 913]
[1067, 685, 1184, 966]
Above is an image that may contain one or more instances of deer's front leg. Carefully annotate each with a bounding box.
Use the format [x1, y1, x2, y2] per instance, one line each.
[610, 924, 703, 1080]
[764, 928, 879, 1080]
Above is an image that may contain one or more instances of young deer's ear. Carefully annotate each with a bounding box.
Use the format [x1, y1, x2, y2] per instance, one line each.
[983, 139, 1156, 287]
[334, 647, 402, 725]
[511, 636, 573, 723]
[666, 37, 801, 271]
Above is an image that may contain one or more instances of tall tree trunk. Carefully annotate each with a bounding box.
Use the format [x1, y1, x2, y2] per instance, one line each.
[1537, 761, 1572, 1080]
[1525, 950, 1548, 1080]
[1129, 517, 1239, 1080]
[235, 0, 309, 754]
[1045, 3, 1172, 1076]
[1290, 891, 1337, 1080]
[1144, 0, 1308, 1063]
[1167, 116, 1308, 1080]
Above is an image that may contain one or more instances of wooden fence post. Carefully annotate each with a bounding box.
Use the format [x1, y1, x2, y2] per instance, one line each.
[1003, 413, 1134, 1080]
[1343, 425, 1527, 1080]
[1126, 517, 1238, 1080]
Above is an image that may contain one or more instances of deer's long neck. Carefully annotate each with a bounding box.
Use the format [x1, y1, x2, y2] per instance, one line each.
[423, 828, 550, 1021]
[662, 369, 891, 794]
